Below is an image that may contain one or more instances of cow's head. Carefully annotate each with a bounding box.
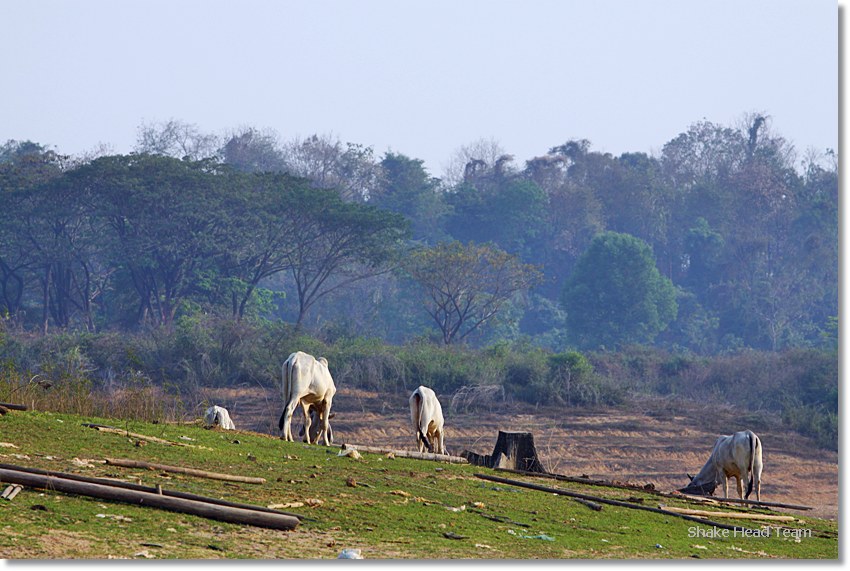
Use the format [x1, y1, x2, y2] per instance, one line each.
[678, 473, 717, 496]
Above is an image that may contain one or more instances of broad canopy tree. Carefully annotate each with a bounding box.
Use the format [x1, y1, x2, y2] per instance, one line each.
[405, 241, 542, 345]
[561, 232, 677, 350]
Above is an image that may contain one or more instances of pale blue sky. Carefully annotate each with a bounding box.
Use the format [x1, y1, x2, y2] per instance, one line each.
[2, 0, 839, 176]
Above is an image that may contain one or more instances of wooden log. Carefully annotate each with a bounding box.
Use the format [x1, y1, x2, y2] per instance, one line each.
[660, 506, 797, 522]
[0, 406, 9, 415]
[0, 402, 28, 411]
[674, 492, 812, 512]
[475, 473, 750, 532]
[496, 467, 814, 512]
[495, 467, 662, 495]
[0, 463, 307, 520]
[104, 458, 267, 484]
[341, 444, 468, 464]
[0, 468, 298, 530]
[83, 424, 191, 447]
[573, 498, 603, 511]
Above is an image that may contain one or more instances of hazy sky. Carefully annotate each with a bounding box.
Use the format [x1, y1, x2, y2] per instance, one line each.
[2, 0, 838, 176]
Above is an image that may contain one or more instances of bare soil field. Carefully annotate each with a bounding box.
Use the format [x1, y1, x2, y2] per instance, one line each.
[198, 385, 839, 520]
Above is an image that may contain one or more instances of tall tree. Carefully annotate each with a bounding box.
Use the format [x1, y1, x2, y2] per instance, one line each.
[135, 119, 220, 160]
[83, 154, 229, 327]
[0, 141, 78, 332]
[371, 152, 447, 244]
[220, 127, 288, 173]
[405, 241, 542, 345]
[561, 232, 677, 349]
[280, 188, 410, 329]
[281, 134, 379, 202]
[444, 155, 548, 262]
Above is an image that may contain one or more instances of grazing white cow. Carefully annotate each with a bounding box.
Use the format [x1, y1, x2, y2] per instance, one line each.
[409, 385, 445, 454]
[278, 351, 336, 446]
[203, 405, 235, 430]
[680, 430, 763, 501]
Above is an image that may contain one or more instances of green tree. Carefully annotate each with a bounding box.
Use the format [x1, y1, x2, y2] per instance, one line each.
[561, 232, 677, 349]
[405, 241, 542, 345]
[81, 154, 230, 327]
[444, 159, 548, 262]
[280, 188, 410, 329]
[0, 142, 60, 321]
[372, 152, 447, 243]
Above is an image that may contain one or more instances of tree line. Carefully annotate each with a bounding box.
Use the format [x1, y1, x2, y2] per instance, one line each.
[0, 113, 838, 354]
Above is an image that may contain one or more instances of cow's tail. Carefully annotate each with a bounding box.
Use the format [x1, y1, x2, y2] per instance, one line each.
[278, 359, 292, 431]
[411, 391, 432, 452]
[745, 431, 756, 499]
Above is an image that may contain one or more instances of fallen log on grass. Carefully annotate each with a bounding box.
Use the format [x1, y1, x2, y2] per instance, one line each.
[660, 506, 797, 522]
[495, 467, 661, 495]
[83, 424, 193, 447]
[104, 458, 266, 484]
[0, 402, 28, 411]
[674, 492, 812, 512]
[496, 467, 814, 512]
[476, 473, 750, 532]
[573, 498, 603, 512]
[0, 463, 306, 520]
[0, 467, 298, 530]
[341, 443, 468, 464]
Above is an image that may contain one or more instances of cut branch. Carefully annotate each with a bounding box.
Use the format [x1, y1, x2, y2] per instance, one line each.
[104, 458, 267, 484]
[341, 444, 468, 464]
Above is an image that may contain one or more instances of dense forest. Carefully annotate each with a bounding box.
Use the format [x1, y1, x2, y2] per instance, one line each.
[0, 114, 839, 448]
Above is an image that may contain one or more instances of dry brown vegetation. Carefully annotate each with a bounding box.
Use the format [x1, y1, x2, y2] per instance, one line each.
[200, 385, 838, 520]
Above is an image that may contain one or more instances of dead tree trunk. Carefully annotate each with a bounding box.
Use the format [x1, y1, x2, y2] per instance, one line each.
[461, 431, 545, 473]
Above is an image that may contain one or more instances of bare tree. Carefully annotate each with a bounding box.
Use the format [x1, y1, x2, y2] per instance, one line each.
[135, 119, 220, 160]
[405, 241, 542, 344]
[441, 137, 509, 188]
[280, 133, 379, 201]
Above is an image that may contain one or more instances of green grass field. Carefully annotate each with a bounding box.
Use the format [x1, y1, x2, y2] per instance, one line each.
[0, 410, 838, 559]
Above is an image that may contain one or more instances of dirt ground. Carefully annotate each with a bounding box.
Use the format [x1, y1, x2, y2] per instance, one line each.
[199, 385, 839, 520]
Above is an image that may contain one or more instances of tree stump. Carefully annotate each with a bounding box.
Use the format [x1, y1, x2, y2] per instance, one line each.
[461, 431, 545, 473]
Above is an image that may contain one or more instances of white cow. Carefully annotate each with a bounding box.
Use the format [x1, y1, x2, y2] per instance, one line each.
[203, 405, 235, 430]
[680, 430, 763, 501]
[278, 351, 336, 446]
[409, 385, 445, 454]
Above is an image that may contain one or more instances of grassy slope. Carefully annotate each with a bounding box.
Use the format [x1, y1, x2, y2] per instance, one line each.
[0, 410, 838, 560]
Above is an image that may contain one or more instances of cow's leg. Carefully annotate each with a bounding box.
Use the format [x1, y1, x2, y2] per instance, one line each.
[736, 475, 744, 499]
[301, 402, 312, 443]
[722, 477, 729, 499]
[320, 398, 333, 446]
[435, 429, 445, 455]
[281, 400, 299, 442]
